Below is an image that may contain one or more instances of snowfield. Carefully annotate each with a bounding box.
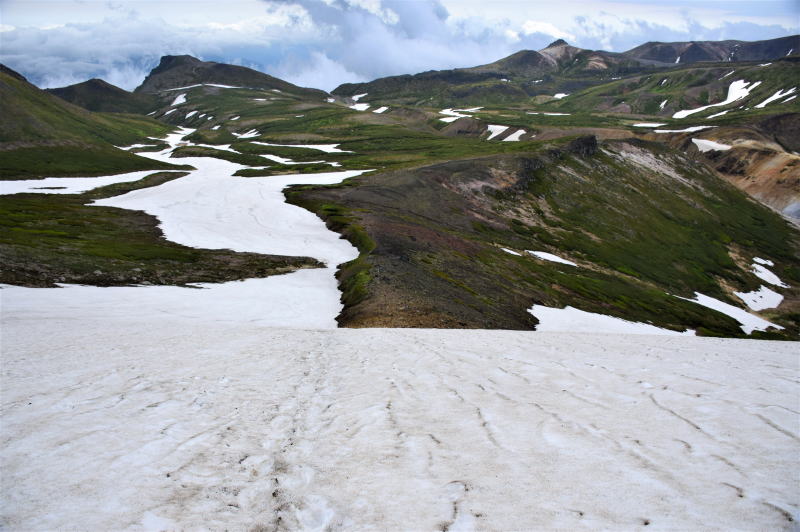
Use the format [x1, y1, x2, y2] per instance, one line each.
[1, 320, 797, 530]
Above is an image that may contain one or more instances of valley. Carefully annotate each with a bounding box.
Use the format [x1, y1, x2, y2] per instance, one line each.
[1, 30, 799, 530]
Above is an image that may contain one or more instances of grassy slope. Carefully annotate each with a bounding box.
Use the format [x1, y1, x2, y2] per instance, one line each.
[288, 136, 799, 339]
[0, 171, 321, 287]
[0, 70, 181, 178]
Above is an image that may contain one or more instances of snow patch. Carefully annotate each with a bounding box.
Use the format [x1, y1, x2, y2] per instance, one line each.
[654, 126, 716, 133]
[163, 108, 177, 116]
[351, 93, 367, 101]
[720, 70, 735, 80]
[633, 123, 666, 128]
[753, 257, 774, 266]
[706, 110, 729, 119]
[526, 251, 576, 266]
[754, 87, 797, 109]
[230, 116, 240, 121]
[751, 263, 789, 288]
[185, 111, 197, 119]
[252, 142, 352, 154]
[672, 80, 761, 119]
[659, 99, 668, 110]
[326, 97, 335, 103]
[734, 286, 784, 311]
[170, 93, 187, 106]
[372, 106, 388, 114]
[350, 103, 370, 111]
[677, 292, 783, 334]
[530, 305, 693, 335]
[486, 125, 509, 140]
[692, 139, 732, 152]
[0, 170, 180, 196]
[232, 129, 260, 139]
[502, 130, 525, 142]
[553, 93, 569, 99]
[501, 247, 521, 256]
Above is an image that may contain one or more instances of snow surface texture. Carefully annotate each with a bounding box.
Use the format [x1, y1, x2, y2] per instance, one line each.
[672, 80, 761, 119]
[752, 263, 789, 288]
[692, 139, 732, 152]
[2, 322, 797, 530]
[530, 305, 693, 335]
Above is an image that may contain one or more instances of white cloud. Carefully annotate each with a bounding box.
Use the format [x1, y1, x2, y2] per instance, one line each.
[521, 21, 575, 41]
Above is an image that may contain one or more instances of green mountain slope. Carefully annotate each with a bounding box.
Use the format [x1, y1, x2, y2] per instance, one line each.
[135, 55, 327, 100]
[46, 78, 158, 114]
[0, 65, 179, 179]
[290, 135, 799, 338]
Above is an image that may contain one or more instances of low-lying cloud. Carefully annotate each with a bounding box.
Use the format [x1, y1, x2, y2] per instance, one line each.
[0, 0, 795, 93]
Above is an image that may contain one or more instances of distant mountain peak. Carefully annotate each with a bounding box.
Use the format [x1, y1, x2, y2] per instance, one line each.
[546, 39, 569, 48]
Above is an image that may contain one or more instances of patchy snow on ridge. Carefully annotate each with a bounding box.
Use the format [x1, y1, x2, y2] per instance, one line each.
[351, 93, 367, 101]
[163, 108, 177, 116]
[784, 95, 797, 103]
[162, 83, 242, 91]
[0, 170, 178, 196]
[2, 322, 797, 531]
[655, 126, 716, 133]
[707, 110, 729, 119]
[659, 99, 668, 110]
[672, 80, 761, 119]
[755, 87, 797, 109]
[373, 106, 389, 114]
[170, 93, 187, 106]
[349, 103, 370, 111]
[530, 305, 693, 335]
[230, 115, 240, 121]
[260, 154, 326, 165]
[553, 93, 569, 99]
[678, 292, 783, 334]
[501, 247, 521, 256]
[633, 123, 666, 128]
[753, 257, 774, 266]
[751, 263, 789, 288]
[252, 142, 352, 154]
[486, 125, 509, 140]
[528, 112, 571, 116]
[720, 70, 736, 80]
[326, 97, 335, 103]
[735, 285, 784, 311]
[526, 250, 576, 266]
[502, 129, 525, 142]
[185, 110, 197, 119]
[692, 139, 732, 152]
[232, 129, 260, 139]
[439, 107, 482, 122]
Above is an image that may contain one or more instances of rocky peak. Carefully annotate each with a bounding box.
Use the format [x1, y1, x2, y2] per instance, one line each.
[546, 39, 569, 48]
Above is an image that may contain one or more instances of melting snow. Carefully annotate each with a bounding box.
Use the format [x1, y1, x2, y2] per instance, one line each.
[185, 111, 197, 119]
[678, 292, 783, 334]
[162, 83, 242, 91]
[706, 110, 729, 119]
[783, 95, 797, 103]
[252, 142, 352, 154]
[751, 263, 789, 288]
[530, 305, 693, 335]
[0, 170, 180, 196]
[2, 323, 797, 530]
[754, 87, 797, 109]
[692, 139, 732, 152]
[753, 257, 774, 266]
[553, 93, 569, 99]
[211, 125, 220, 130]
[501, 247, 521, 256]
[350, 103, 370, 111]
[373, 106, 389, 114]
[720, 70, 736, 80]
[758, 63, 772, 67]
[734, 286, 784, 311]
[528, 112, 571, 116]
[672, 80, 762, 119]
[659, 99, 668, 110]
[230, 116, 240, 121]
[439, 107, 482, 122]
[526, 251, 576, 266]
[486, 125, 509, 140]
[232, 129, 260, 139]
[502, 129, 525, 141]
[326, 97, 335, 103]
[633, 123, 666, 128]
[260, 154, 326, 165]
[351, 93, 367, 101]
[170, 93, 187, 106]
[654, 126, 716, 133]
[163, 109, 177, 116]
[116, 144, 157, 151]
[675, 55, 681, 64]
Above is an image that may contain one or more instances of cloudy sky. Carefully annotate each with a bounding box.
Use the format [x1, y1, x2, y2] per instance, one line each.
[1, 0, 797, 92]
